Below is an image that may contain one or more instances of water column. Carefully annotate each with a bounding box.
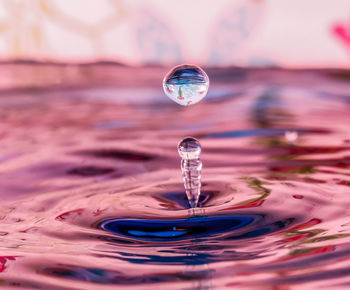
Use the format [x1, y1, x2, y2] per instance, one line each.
[163, 64, 209, 209]
[178, 137, 202, 208]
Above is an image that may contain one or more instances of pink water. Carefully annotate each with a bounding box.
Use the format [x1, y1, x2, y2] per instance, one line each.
[1, 63, 350, 289]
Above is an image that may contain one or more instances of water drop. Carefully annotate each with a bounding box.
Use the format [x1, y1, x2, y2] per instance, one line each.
[178, 137, 202, 208]
[163, 64, 209, 106]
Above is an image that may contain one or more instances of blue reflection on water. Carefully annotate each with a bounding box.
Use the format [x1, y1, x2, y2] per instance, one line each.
[100, 216, 253, 242]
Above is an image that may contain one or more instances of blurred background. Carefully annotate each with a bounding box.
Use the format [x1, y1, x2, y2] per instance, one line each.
[0, 0, 350, 68]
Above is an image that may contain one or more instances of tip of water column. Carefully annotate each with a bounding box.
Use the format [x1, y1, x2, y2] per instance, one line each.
[177, 137, 201, 160]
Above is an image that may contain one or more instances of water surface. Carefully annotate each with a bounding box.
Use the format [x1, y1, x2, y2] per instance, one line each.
[0, 63, 350, 289]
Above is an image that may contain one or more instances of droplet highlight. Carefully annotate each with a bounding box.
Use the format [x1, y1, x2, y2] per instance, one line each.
[285, 130, 298, 145]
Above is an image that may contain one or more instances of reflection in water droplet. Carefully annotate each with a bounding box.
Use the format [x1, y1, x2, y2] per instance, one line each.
[163, 64, 209, 106]
[178, 137, 202, 208]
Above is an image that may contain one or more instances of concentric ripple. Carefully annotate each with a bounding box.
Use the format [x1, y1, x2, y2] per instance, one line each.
[1, 65, 350, 289]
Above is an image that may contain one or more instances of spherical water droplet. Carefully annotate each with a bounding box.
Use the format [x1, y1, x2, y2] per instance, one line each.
[178, 137, 201, 160]
[163, 64, 209, 106]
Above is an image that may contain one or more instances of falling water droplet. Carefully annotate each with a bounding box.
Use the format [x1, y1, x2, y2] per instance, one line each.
[163, 64, 209, 106]
[178, 137, 202, 208]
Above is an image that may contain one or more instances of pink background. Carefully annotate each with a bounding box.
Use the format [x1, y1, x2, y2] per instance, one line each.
[0, 0, 350, 67]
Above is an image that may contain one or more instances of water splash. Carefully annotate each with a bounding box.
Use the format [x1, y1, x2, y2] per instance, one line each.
[178, 137, 202, 208]
[163, 64, 209, 106]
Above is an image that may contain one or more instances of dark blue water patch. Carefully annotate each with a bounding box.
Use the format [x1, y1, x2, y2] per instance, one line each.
[205, 128, 330, 139]
[40, 264, 210, 285]
[94, 244, 268, 265]
[97, 244, 270, 265]
[0, 278, 69, 290]
[74, 149, 156, 161]
[115, 251, 216, 265]
[225, 217, 295, 240]
[98, 215, 295, 244]
[155, 190, 215, 209]
[96, 216, 296, 265]
[67, 166, 115, 177]
[99, 216, 254, 242]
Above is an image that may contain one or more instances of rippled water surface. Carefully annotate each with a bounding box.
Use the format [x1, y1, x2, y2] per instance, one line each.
[1, 64, 350, 289]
